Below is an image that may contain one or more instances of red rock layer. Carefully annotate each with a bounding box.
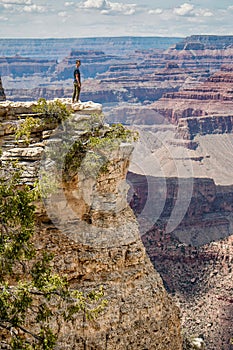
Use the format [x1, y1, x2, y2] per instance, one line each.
[151, 65, 233, 126]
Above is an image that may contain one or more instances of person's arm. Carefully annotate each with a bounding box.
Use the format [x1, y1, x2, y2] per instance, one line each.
[75, 72, 81, 86]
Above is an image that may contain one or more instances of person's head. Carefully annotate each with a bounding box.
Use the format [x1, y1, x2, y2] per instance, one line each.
[76, 59, 81, 67]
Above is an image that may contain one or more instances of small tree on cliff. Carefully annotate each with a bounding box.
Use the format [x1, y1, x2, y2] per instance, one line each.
[0, 101, 107, 350]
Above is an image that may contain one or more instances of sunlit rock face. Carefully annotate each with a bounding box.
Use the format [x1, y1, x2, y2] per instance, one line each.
[150, 65, 233, 125]
[0, 99, 183, 350]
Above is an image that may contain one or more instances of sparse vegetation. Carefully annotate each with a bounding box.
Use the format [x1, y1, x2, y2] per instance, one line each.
[15, 99, 72, 146]
[0, 163, 107, 349]
[1, 99, 110, 349]
[41, 112, 138, 183]
[15, 116, 42, 146]
[32, 98, 71, 122]
[62, 121, 138, 180]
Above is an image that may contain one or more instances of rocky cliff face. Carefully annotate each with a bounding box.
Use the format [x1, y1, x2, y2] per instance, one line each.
[142, 228, 233, 350]
[0, 99, 182, 349]
[127, 172, 233, 246]
[0, 76, 6, 101]
[125, 115, 233, 348]
[173, 35, 233, 50]
[0, 56, 57, 78]
[0, 37, 182, 59]
[176, 114, 233, 140]
[166, 36, 233, 70]
[3, 35, 233, 107]
[151, 66, 233, 133]
[127, 171, 233, 350]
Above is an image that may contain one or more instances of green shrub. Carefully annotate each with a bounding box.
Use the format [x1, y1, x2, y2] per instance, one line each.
[32, 98, 71, 122]
[0, 163, 107, 349]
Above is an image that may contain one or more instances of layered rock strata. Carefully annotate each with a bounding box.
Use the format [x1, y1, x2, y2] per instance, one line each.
[176, 114, 233, 140]
[0, 99, 182, 350]
[173, 35, 233, 50]
[4, 35, 233, 105]
[0, 37, 181, 59]
[127, 172, 233, 246]
[0, 56, 57, 77]
[2, 47, 210, 104]
[127, 171, 233, 350]
[166, 37, 233, 70]
[142, 226, 233, 350]
[151, 66, 233, 125]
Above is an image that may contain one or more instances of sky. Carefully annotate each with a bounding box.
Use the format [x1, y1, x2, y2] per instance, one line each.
[1, 0, 233, 38]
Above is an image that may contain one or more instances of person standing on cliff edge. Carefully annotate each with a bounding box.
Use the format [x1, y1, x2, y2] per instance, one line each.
[72, 59, 81, 103]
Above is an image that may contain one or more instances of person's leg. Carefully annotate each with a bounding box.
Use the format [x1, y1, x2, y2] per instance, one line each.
[72, 83, 77, 103]
[76, 85, 81, 102]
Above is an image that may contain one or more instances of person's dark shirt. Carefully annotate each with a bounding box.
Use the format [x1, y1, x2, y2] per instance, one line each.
[74, 68, 80, 83]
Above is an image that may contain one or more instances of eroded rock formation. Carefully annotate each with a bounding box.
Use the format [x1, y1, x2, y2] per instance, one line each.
[0, 76, 6, 101]
[125, 110, 233, 349]
[127, 171, 233, 350]
[142, 227, 233, 350]
[176, 114, 233, 140]
[3, 35, 233, 107]
[127, 172, 233, 246]
[0, 99, 182, 349]
[1, 43, 210, 104]
[151, 65, 233, 122]
[173, 35, 233, 50]
[166, 36, 233, 70]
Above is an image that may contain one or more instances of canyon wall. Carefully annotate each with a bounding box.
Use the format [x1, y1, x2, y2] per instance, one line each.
[1, 37, 212, 104]
[127, 171, 233, 350]
[151, 65, 233, 123]
[0, 76, 6, 101]
[0, 99, 182, 350]
[173, 35, 233, 50]
[2, 52, 197, 104]
[127, 94, 233, 349]
[176, 114, 233, 140]
[0, 37, 182, 59]
[2, 35, 233, 108]
[127, 172, 233, 246]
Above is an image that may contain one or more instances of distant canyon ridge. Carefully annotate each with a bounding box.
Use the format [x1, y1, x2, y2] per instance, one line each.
[2, 35, 233, 109]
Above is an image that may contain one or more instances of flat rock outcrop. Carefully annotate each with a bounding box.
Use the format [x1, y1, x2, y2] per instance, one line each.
[0, 99, 182, 349]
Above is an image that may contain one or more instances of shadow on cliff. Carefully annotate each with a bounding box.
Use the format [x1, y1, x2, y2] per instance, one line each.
[127, 171, 233, 349]
[126, 170, 233, 297]
[127, 171, 233, 248]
